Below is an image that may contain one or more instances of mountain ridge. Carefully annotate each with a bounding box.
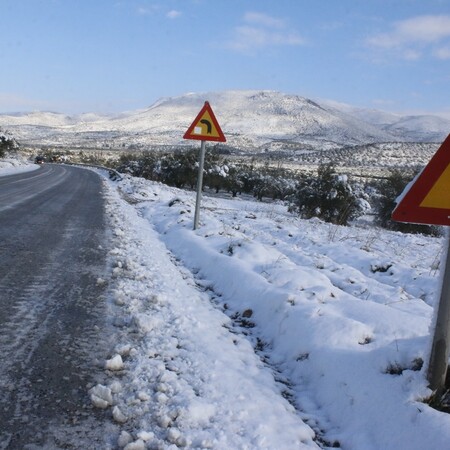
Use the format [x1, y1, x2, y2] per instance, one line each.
[0, 90, 448, 150]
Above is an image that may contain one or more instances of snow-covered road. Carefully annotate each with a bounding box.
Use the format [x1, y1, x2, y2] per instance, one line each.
[0, 165, 115, 449]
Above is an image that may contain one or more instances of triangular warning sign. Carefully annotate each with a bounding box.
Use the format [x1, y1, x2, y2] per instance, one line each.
[392, 133, 450, 226]
[183, 101, 226, 142]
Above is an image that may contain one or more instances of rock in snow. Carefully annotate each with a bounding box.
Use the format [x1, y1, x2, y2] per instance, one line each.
[89, 384, 113, 409]
[105, 354, 124, 371]
[112, 405, 128, 423]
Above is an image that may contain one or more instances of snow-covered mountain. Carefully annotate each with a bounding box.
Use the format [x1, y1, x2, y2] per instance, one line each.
[0, 111, 113, 127]
[0, 90, 449, 150]
[322, 99, 450, 143]
[382, 115, 450, 142]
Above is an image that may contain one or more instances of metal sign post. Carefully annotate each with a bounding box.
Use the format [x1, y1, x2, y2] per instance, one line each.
[427, 231, 450, 397]
[183, 101, 226, 230]
[392, 133, 450, 398]
[193, 140, 206, 230]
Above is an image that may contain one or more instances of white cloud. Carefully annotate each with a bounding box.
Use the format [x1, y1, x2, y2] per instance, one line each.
[230, 26, 303, 51]
[403, 49, 422, 61]
[434, 46, 450, 60]
[136, 5, 181, 20]
[243, 12, 284, 29]
[137, 6, 155, 16]
[167, 10, 181, 19]
[227, 12, 304, 53]
[366, 15, 450, 60]
[395, 15, 450, 44]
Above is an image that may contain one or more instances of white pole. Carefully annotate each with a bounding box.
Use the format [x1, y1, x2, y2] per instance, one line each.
[193, 140, 206, 230]
[427, 229, 450, 397]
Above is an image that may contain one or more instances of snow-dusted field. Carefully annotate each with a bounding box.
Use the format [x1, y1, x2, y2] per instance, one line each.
[91, 170, 450, 450]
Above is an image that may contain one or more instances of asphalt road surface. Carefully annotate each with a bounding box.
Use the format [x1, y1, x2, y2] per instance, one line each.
[0, 165, 115, 449]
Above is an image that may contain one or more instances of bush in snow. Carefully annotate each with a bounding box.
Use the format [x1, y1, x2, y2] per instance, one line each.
[38, 147, 73, 163]
[221, 164, 244, 197]
[159, 150, 198, 188]
[202, 149, 229, 192]
[289, 163, 363, 226]
[251, 163, 297, 201]
[0, 130, 19, 157]
[117, 148, 228, 190]
[224, 161, 259, 197]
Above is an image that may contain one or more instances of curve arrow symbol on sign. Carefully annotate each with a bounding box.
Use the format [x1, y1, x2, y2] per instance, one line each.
[200, 119, 212, 134]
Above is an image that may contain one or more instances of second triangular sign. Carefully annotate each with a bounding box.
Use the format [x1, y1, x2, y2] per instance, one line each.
[392, 133, 450, 226]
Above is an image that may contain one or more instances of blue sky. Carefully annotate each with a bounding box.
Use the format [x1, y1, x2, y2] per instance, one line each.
[1, 0, 450, 117]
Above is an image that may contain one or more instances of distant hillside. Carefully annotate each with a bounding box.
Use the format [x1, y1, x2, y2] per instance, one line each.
[284, 142, 439, 173]
[382, 115, 450, 142]
[0, 90, 449, 151]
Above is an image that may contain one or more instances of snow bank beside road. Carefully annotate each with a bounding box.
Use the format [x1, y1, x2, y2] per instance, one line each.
[0, 158, 38, 176]
[142, 183, 447, 450]
[101, 179, 318, 449]
[98, 171, 450, 450]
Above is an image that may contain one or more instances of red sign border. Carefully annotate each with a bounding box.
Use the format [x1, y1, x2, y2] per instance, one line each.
[183, 101, 226, 142]
[392, 133, 450, 226]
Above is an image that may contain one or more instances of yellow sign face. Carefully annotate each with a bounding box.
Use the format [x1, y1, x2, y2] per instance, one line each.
[183, 101, 226, 142]
[192, 110, 222, 138]
[420, 163, 450, 209]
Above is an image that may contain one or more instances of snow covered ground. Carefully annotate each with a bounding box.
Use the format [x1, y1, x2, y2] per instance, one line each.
[2, 160, 449, 449]
[0, 157, 38, 175]
[93, 170, 450, 450]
